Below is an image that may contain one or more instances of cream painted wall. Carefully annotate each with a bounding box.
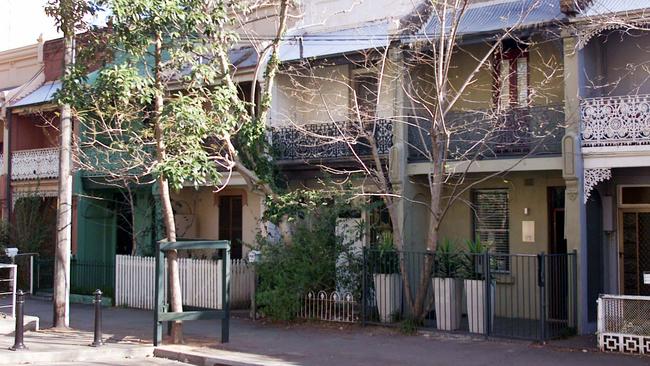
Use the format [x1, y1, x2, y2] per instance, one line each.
[272, 60, 398, 126]
[171, 186, 263, 255]
[415, 170, 567, 253]
[409, 37, 565, 113]
[0, 43, 42, 90]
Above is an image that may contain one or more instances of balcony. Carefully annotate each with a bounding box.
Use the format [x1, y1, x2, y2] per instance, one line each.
[409, 105, 564, 162]
[581, 95, 650, 149]
[11, 147, 59, 181]
[271, 120, 393, 162]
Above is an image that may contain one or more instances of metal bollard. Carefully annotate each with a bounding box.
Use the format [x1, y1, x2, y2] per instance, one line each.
[91, 289, 104, 347]
[9, 290, 26, 351]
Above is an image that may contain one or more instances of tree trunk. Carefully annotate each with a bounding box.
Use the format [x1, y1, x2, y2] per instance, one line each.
[52, 27, 74, 329]
[153, 34, 183, 344]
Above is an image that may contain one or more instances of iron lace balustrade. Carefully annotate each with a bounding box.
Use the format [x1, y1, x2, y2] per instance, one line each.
[581, 94, 650, 148]
[271, 120, 393, 161]
[11, 147, 60, 180]
[408, 105, 564, 162]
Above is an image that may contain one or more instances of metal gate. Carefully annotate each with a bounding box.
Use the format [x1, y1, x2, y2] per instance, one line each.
[361, 249, 578, 341]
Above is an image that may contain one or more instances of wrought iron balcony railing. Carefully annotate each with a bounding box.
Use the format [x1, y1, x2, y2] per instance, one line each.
[271, 120, 393, 161]
[581, 94, 650, 148]
[11, 147, 60, 181]
[409, 105, 564, 162]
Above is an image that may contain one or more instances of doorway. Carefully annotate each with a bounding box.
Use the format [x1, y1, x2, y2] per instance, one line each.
[619, 211, 650, 296]
[218, 196, 243, 259]
[547, 187, 568, 321]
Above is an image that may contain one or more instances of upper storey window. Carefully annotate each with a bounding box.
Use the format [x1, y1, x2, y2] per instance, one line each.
[494, 41, 529, 110]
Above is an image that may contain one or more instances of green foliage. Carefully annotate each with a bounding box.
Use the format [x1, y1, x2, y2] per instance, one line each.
[368, 231, 400, 274]
[399, 316, 422, 335]
[254, 196, 363, 321]
[12, 192, 56, 255]
[55, 0, 251, 191]
[460, 239, 489, 280]
[433, 239, 461, 278]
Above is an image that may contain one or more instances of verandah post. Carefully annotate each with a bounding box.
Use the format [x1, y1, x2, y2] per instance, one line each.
[221, 246, 230, 343]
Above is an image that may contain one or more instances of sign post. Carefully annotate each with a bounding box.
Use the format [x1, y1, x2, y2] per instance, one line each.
[154, 240, 230, 346]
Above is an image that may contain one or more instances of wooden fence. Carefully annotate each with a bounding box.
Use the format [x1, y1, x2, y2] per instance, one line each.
[115, 255, 253, 310]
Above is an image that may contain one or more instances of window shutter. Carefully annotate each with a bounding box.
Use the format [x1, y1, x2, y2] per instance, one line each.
[473, 190, 510, 270]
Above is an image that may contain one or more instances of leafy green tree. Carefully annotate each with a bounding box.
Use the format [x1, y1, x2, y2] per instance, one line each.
[52, 0, 290, 341]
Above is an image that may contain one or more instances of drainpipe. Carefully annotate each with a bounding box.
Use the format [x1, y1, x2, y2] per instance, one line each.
[5, 108, 12, 220]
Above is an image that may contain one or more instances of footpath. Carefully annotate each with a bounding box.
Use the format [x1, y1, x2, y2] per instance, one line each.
[0, 297, 646, 366]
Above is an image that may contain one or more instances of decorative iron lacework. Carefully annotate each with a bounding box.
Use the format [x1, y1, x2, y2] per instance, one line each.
[11, 148, 59, 181]
[12, 189, 58, 207]
[581, 95, 650, 147]
[584, 168, 611, 203]
[298, 290, 357, 323]
[598, 295, 650, 355]
[409, 105, 564, 161]
[271, 120, 392, 161]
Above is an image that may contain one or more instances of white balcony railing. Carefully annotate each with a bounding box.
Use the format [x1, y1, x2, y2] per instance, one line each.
[581, 94, 650, 148]
[11, 147, 59, 181]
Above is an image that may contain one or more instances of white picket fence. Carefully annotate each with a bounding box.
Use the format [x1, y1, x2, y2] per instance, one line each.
[115, 255, 253, 310]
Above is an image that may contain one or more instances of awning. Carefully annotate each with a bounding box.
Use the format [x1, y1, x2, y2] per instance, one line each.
[405, 0, 565, 42]
[10, 81, 61, 108]
[279, 20, 391, 62]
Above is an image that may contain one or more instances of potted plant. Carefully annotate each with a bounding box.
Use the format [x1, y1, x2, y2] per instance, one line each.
[371, 232, 402, 323]
[461, 239, 495, 334]
[432, 239, 463, 331]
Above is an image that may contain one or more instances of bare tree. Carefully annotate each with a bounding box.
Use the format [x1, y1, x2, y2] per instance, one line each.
[272, 0, 566, 319]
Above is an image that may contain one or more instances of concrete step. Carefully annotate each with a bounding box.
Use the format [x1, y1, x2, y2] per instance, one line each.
[0, 314, 40, 335]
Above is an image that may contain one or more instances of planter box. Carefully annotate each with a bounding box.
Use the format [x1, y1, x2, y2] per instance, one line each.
[373, 273, 402, 323]
[464, 279, 495, 334]
[432, 277, 463, 331]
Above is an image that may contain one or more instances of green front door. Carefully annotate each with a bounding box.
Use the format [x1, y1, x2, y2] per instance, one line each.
[77, 196, 117, 264]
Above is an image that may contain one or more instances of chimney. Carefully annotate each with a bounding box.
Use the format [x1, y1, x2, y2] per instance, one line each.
[560, 0, 592, 15]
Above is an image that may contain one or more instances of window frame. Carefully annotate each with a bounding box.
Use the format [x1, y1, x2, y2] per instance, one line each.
[471, 188, 511, 272]
[350, 67, 379, 121]
[493, 43, 530, 110]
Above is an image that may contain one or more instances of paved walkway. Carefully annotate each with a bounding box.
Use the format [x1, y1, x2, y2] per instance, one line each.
[20, 297, 650, 366]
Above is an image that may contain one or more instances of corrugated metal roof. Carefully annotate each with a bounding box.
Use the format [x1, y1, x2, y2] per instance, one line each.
[229, 46, 259, 70]
[578, 0, 650, 17]
[279, 20, 391, 62]
[10, 81, 61, 108]
[410, 0, 564, 40]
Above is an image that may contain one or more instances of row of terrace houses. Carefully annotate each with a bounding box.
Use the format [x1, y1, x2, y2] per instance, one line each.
[1, 0, 649, 335]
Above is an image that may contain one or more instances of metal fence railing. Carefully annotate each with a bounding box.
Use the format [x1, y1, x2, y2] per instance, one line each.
[361, 249, 577, 341]
[34, 258, 115, 297]
[298, 291, 358, 323]
[0, 264, 17, 317]
[598, 294, 650, 354]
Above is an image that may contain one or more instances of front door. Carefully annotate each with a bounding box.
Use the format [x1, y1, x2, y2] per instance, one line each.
[218, 196, 243, 259]
[620, 211, 650, 296]
[547, 187, 568, 321]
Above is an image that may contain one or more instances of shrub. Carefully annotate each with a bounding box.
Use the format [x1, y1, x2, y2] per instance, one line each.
[254, 195, 363, 321]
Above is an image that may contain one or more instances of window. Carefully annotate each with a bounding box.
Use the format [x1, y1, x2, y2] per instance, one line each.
[494, 42, 529, 110]
[472, 189, 510, 271]
[352, 70, 378, 120]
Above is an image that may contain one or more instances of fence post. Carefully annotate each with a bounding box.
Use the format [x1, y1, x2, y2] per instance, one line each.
[572, 249, 578, 330]
[484, 251, 491, 337]
[537, 252, 546, 342]
[361, 247, 367, 327]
